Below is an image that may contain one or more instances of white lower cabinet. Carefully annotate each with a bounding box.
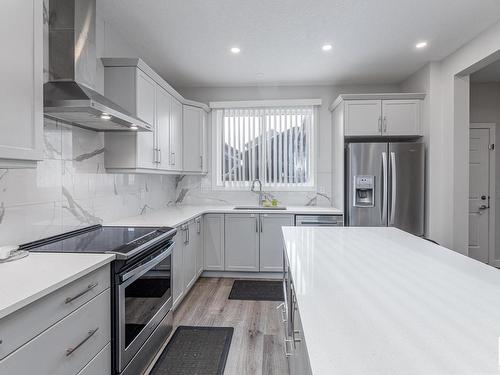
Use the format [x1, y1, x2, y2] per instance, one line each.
[194, 216, 204, 276]
[0, 289, 111, 375]
[183, 221, 198, 292]
[203, 214, 225, 271]
[173, 218, 204, 310]
[260, 214, 294, 272]
[172, 228, 185, 308]
[289, 305, 312, 375]
[225, 214, 260, 272]
[76, 343, 111, 375]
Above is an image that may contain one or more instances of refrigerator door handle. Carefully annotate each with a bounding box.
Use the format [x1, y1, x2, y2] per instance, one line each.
[390, 152, 397, 225]
[382, 152, 388, 224]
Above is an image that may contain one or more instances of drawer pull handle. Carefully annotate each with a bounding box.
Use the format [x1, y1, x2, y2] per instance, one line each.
[65, 282, 99, 304]
[66, 328, 99, 356]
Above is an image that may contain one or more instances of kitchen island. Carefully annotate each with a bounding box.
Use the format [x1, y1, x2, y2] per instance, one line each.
[281, 226, 500, 375]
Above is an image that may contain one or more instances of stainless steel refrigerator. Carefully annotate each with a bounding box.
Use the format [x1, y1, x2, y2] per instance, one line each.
[345, 142, 425, 236]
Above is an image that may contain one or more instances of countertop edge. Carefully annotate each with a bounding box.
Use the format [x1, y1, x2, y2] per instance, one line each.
[0, 254, 115, 320]
[109, 205, 344, 228]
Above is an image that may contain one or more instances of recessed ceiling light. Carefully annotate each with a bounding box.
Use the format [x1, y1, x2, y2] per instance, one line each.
[130, 124, 138, 130]
[415, 41, 428, 49]
[322, 44, 332, 51]
[100, 113, 111, 120]
[230, 47, 241, 54]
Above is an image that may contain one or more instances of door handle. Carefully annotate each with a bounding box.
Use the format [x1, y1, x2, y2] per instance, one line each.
[390, 152, 396, 225]
[255, 217, 259, 233]
[378, 117, 382, 133]
[383, 116, 388, 132]
[381, 152, 388, 224]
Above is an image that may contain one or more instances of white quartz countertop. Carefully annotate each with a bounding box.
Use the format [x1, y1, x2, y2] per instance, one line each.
[0, 253, 114, 319]
[282, 226, 500, 375]
[109, 205, 342, 228]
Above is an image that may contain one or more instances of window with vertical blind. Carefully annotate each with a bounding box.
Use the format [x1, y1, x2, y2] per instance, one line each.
[212, 105, 315, 190]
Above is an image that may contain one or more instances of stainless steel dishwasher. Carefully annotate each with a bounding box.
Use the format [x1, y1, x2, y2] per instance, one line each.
[295, 215, 344, 226]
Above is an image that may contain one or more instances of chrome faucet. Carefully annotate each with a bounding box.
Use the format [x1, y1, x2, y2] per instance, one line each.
[250, 179, 264, 206]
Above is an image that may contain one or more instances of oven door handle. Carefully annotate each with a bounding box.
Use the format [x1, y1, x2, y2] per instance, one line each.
[120, 243, 174, 283]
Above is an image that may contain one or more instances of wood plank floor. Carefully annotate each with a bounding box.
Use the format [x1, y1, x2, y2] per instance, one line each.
[173, 277, 289, 375]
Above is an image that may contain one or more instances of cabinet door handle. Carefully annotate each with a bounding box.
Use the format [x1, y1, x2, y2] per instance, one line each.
[378, 117, 382, 133]
[171, 152, 176, 165]
[383, 116, 387, 132]
[66, 328, 99, 356]
[200, 155, 203, 168]
[283, 338, 293, 357]
[65, 282, 99, 304]
[255, 218, 259, 233]
[260, 218, 263, 232]
[158, 148, 162, 164]
[196, 218, 201, 234]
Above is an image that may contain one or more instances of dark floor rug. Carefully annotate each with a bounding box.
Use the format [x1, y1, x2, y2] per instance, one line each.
[150, 326, 233, 375]
[228, 280, 284, 301]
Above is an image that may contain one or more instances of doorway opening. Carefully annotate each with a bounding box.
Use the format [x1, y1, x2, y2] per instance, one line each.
[468, 62, 500, 265]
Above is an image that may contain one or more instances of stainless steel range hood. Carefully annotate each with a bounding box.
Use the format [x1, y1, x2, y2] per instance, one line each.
[44, 0, 151, 132]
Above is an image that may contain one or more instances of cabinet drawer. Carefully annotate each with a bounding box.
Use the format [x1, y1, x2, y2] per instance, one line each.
[0, 289, 111, 375]
[76, 343, 111, 375]
[0, 265, 110, 359]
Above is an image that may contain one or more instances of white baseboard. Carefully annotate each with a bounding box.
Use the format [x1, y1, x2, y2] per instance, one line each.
[201, 271, 282, 279]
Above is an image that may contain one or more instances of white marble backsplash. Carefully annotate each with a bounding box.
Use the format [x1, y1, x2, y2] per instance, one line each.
[0, 118, 177, 246]
[0, 119, 333, 246]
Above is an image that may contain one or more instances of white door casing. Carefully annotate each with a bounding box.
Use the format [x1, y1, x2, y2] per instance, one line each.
[468, 124, 495, 264]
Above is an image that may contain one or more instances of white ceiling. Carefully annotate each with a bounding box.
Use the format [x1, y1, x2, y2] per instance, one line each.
[99, 0, 500, 88]
[471, 60, 500, 82]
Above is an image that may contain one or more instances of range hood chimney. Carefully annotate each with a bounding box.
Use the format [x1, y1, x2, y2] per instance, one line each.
[44, 0, 151, 132]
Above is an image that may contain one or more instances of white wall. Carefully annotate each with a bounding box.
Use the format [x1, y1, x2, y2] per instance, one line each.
[470, 82, 500, 259]
[400, 20, 500, 253]
[400, 62, 442, 240]
[177, 84, 399, 206]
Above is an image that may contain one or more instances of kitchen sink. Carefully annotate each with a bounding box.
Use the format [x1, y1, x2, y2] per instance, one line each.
[233, 206, 287, 210]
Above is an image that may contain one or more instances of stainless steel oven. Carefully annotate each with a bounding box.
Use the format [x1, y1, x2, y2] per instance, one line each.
[115, 240, 173, 374]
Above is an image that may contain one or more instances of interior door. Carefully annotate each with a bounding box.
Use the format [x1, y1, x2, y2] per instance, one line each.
[388, 142, 425, 236]
[346, 143, 387, 227]
[468, 127, 492, 264]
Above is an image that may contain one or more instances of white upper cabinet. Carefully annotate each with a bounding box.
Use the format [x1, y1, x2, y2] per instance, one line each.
[0, 0, 43, 168]
[169, 98, 183, 172]
[136, 70, 156, 126]
[182, 105, 206, 173]
[333, 94, 425, 137]
[344, 100, 382, 136]
[382, 99, 421, 136]
[102, 58, 208, 174]
[155, 86, 171, 170]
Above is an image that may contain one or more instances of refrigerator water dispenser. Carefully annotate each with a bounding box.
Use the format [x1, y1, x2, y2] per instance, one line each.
[353, 175, 374, 207]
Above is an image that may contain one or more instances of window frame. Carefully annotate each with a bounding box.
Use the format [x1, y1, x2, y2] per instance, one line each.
[210, 101, 319, 192]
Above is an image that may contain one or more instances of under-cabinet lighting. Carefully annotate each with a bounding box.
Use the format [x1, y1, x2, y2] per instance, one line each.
[100, 113, 112, 120]
[322, 44, 332, 51]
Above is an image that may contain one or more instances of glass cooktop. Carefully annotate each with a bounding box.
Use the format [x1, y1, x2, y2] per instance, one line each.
[22, 225, 174, 256]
